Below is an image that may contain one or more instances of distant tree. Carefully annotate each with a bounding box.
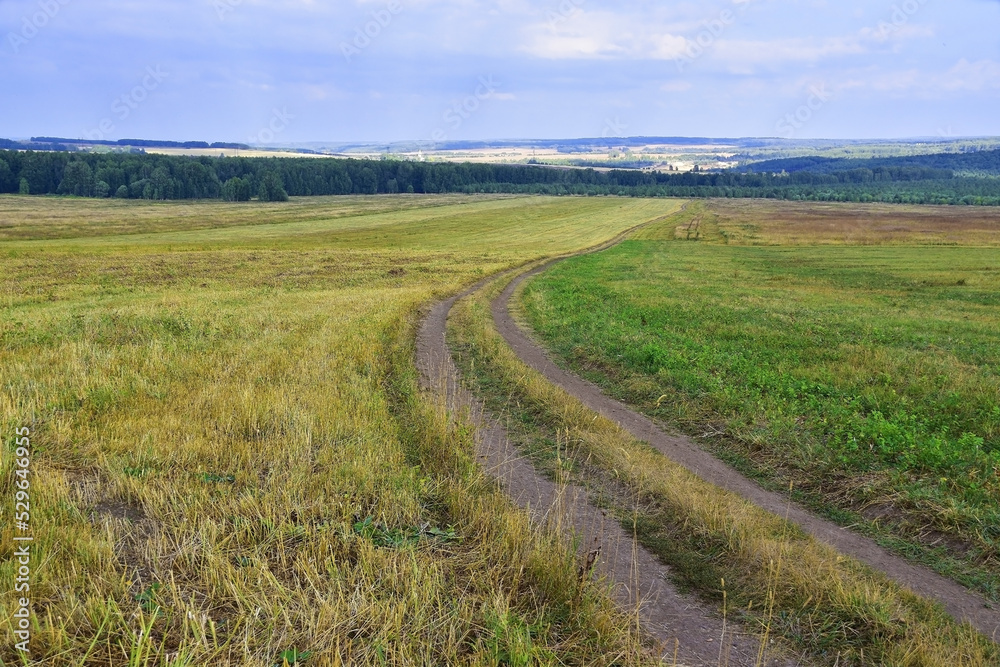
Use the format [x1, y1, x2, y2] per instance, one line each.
[94, 180, 111, 198]
[58, 161, 95, 197]
[356, 167, 378, 195]
[95, 166, 127, 192]
[129, 179, 150, 199]
[149, 166, 174, 199]
[115, 185, 130, 199]
[180, 161, 221, 198]
[222, 176, 251, 201]
[0, 146, 996, 205]
[257, 171, 288, 202]
[0, 158, 14, 192]
[19, 178, 30, 195]
[21, 151, 68, 194]
[330, 170, 352, 195]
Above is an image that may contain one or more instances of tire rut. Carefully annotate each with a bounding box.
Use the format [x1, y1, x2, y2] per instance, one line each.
[417, 267, 804, 666]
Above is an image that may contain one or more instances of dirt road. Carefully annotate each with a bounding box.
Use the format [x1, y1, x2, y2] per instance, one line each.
[417, 273, 803, 665]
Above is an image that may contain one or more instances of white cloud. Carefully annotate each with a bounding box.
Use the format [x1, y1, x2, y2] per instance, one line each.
[520, 10, 688, 60]
[4, 0, 1000, 141]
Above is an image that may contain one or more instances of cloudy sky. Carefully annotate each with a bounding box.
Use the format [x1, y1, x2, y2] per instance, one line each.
[2, 0, 999, 143]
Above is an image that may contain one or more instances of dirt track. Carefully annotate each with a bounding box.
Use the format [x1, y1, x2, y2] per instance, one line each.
[417, 271, 804, 667]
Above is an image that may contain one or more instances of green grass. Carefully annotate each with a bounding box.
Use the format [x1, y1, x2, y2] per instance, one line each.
[0, 194, 673, 666]
[448, 262, 999, 666]
[521, 201, 1000, 600]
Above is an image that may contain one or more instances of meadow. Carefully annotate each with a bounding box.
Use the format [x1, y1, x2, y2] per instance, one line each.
[0, 194, 672, 666]
[520, 201, 1000, 598]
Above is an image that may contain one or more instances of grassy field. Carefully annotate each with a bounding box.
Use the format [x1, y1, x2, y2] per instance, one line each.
[520, 201, 1000, 599]
[0, 194, 673, 666]
[0, 195, 506, 242]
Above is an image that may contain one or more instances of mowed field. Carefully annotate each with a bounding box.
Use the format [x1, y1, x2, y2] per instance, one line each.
[0, 194, 674, 666]
[521, 201, 1000, 599]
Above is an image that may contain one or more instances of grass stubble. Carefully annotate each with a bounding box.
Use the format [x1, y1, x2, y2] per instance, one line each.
[0, 194, 675, 666]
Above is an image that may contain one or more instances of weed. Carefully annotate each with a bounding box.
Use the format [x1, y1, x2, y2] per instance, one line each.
[135, 583, 162, 614]
[274, 648, 312, 666]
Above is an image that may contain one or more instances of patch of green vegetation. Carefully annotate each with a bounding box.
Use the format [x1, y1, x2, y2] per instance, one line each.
[135, 583, 162, 614]
[274, 648, 312, 666]
[351, 516, 461, 548]
[481, 610, 557, 666]
[522, 224, 1000, 599]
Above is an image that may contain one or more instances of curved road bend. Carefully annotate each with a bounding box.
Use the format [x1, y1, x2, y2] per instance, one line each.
[417, 247, 806, 666]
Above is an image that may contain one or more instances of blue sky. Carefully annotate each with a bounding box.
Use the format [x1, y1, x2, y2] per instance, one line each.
[2, 0, 999, 143]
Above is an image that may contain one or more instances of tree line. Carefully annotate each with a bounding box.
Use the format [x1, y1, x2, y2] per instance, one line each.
[743, 149, 1000, 177]
[0, 149, 998, 206]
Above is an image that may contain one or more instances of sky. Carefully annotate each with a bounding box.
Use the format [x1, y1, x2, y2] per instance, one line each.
[2, 0, 999, 144]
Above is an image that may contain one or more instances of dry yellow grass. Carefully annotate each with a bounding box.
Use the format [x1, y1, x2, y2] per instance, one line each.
[0, 194, 676, 666]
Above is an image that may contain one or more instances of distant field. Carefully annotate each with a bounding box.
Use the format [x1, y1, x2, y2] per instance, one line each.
[0, 195, 670, 665]
[654, 199, 1000, 246]
[523, 200, 1000, 598]
[0, 193, 517, 241]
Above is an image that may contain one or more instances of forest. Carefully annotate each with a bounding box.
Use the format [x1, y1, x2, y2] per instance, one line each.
[1, 149, 999, 206]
